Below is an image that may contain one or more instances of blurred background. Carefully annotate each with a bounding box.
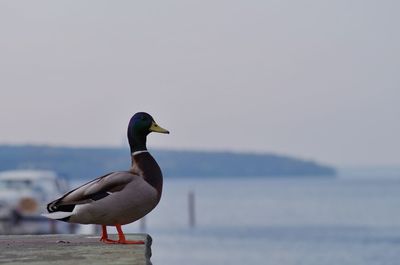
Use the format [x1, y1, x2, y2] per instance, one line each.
[1, 1, 399, 264]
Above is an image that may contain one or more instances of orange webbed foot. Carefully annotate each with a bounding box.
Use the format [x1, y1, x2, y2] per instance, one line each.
[100, 237, 119, 244]
[114, 224, 145, 244]
[100, 225, 119, 244]
[100, 224, 145, 245]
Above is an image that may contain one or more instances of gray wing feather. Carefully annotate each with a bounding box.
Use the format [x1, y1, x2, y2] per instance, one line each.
[49, 171, 136, 208]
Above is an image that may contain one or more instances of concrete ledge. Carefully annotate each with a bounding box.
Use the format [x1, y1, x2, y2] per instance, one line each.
[0, 234, 152, 265]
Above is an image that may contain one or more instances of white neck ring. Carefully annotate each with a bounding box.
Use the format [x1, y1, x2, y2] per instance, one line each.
[132, 150, 149, 156]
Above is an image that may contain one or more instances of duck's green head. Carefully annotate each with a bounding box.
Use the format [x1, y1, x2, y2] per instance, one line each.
[127, 112, 169, 153]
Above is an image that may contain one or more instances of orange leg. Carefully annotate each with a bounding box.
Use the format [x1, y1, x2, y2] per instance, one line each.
[99, 225, 118, 244]
[115, 224, 145, 244]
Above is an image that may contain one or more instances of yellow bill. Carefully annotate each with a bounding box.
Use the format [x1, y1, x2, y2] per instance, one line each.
[149, 121, 170, 134]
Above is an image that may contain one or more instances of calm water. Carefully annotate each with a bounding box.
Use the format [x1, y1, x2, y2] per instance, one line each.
[81, 177, 400, 265]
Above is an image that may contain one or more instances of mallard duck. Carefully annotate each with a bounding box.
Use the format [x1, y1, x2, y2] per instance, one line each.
[42, 112, 169, 244]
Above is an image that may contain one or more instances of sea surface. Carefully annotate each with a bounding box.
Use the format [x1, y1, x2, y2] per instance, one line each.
[78, 176, 400, 265]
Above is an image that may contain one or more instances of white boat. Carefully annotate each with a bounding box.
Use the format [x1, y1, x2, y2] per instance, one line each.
[0, 169, 76, 234]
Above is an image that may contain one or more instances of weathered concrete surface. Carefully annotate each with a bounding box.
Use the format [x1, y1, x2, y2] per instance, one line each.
[0, 234, 152, 265]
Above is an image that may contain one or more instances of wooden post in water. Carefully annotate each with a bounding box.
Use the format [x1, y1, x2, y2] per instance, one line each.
[188, 190, 196, 228]
[139, 216, 146, 232]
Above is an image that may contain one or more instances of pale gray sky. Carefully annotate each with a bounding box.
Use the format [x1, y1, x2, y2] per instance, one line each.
[0, 1, 399, 166]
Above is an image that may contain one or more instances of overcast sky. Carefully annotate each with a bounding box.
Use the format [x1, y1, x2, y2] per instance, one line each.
[0, 1, 399, 167]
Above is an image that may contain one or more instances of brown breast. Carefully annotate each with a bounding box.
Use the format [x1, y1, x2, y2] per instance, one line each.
[130, 152, 163, 200]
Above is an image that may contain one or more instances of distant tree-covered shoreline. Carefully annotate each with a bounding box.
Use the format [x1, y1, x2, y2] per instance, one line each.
[0, 145, 336, 179]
